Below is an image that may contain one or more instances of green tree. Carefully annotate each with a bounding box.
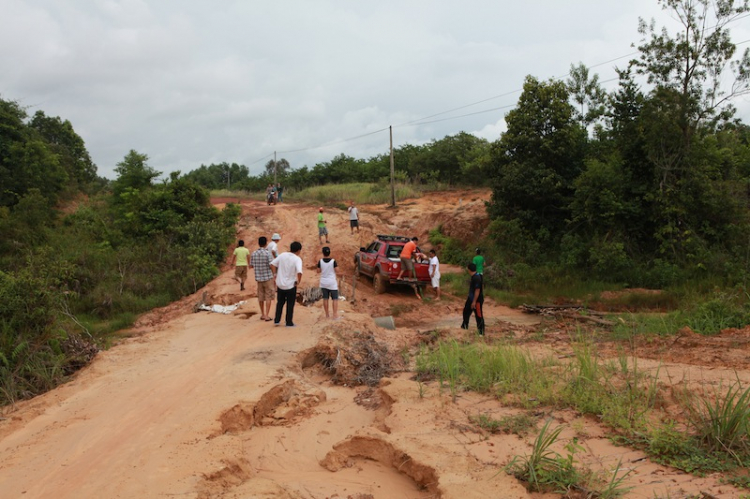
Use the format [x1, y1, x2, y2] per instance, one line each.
[566, 63, 607, 129]
[265, 158, 290, 178]
[487, 76, 586, 247]
[29, 111, 97, 189]
[111, 150, 160, 201]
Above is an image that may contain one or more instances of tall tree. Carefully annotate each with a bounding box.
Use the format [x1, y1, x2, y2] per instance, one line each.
[265, 158, 290, 177]
[487, 76, 586, 246]
[633, 0, 750, 147]
[29, 111, 97, 188]
[566, 63, 607, 129]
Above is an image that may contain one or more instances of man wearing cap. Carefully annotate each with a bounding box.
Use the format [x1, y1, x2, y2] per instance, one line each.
[268, 233, 281, 258]
[317, 207, 330, 245]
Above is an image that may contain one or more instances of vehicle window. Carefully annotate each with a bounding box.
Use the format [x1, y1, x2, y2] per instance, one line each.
[386, 245, 401, 259]
[366, 242, 378, 253]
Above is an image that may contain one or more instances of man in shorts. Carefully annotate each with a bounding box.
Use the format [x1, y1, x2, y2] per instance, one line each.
[317, 207, 330, 244]
[429, 249, 441, 300]
[230, 239, 251, 291]
[347, 201, 360, 234]
[317, 246, 340, 319]
[249, 236, 275, 321]
[396, 236, 419, 281]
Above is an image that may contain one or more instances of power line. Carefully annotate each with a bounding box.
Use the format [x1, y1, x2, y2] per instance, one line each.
[276, 127, 390, 155]
[265, 11, 750, 165]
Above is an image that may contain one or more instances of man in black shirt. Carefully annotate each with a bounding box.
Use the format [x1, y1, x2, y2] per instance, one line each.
[460, 263, 485, 335]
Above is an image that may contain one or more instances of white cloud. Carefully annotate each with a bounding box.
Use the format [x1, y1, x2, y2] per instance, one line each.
[0, 0, 747, 179]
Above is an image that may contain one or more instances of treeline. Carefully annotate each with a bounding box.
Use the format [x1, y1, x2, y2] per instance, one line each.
[181, 131, 492, 192]
[0, 101, 238, 405]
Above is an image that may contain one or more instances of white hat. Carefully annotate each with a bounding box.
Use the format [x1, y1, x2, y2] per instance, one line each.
[272, 233, 281, 240]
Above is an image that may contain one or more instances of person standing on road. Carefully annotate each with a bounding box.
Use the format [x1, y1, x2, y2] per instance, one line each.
[396, 237, 419, 281]
[230, 240, 251, 291]
[317, 208, 330, 244]
[429, 249, 441, 300]
[277, 184, 284, 202]
[271, 241, 303, 327]
[268, 233, 281, 258]
[460, 263, 485, 335]
[317, 246, 340, 320]
[473, 248, 485, 275]
[249, 236, 275, 321]
[347, 201, 360, 235]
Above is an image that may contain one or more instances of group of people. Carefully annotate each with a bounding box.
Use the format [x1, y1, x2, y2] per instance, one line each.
[315, 202, 360, 245]
[231, 232, 342, 327]
[266, 183, 284, 205]
[230, 201, 488, 335]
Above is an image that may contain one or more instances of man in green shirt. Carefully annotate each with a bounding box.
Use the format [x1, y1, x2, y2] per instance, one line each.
[231, 240, 251, 291]
[472, 248, 485, 275]
[317, 207, 330, 244]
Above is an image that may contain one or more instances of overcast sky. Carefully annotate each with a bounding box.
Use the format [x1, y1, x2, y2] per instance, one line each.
[2, 1, 749, 179]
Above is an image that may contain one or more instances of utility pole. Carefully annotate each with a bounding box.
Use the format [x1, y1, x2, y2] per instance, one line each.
[389, 126, 396, 207]
[274, 151, 277, 185]
[226, 164, 231, 189]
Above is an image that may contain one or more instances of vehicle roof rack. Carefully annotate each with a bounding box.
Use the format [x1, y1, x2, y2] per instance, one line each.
[377, 234, 411, 242]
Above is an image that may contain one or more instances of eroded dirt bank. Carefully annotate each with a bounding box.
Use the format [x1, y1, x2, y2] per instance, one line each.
[1, 191, 749, 498]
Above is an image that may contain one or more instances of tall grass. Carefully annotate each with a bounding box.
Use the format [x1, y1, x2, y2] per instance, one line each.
[415, 339, 557, 404]
[288, 182, 421, 205]
[687, 381, 750, 463]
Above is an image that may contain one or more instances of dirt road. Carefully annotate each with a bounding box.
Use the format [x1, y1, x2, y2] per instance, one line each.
[0, 193, 747, 498]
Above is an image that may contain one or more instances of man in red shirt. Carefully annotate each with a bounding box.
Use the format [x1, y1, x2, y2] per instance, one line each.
[396, 237, 419, 281]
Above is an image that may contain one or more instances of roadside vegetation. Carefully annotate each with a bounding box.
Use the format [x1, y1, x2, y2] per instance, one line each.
[416, 336, 750, 492]
[0, 101, 239, 405]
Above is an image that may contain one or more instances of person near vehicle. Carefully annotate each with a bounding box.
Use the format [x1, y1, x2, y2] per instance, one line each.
[277, 183, 284, 202]
[396, 237, 420, 281]
[230, 239, 251, 291]
[249, 236, 275, 321]
[460, 263, 485, 335]
[429, 249, 441, 300]
[271, 241, 303, 327]
[266, 184, 275, 205]
[317, 207, 330, 244]
[268, 233, 281, 258]
[473, 248, 485, 275]
[347, 201, 360, 234]
[317, 246, 340, 319]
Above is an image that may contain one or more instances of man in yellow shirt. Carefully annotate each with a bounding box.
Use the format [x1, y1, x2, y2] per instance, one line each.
[231, 240, 251, 291]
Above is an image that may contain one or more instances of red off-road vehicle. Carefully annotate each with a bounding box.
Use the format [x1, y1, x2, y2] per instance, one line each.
[354, 235, 431, 294]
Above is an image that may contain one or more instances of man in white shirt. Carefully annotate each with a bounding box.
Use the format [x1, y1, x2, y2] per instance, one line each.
[347, 201, 360, 235]
[268, 233, 281, 258]
[270, 241, 303, 327]
[428, 249, 441, 300]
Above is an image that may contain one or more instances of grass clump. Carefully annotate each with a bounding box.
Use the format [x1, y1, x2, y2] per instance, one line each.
[505, 420, 583, 493]
[687, 381, 750, 463]
[470, 412, 537, 436]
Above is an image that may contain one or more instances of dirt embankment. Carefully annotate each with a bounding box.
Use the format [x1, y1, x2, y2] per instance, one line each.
[1, 191, 749, 498]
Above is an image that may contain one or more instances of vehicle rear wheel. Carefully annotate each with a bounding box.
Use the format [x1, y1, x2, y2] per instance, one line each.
[373, 271, 387, 294]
